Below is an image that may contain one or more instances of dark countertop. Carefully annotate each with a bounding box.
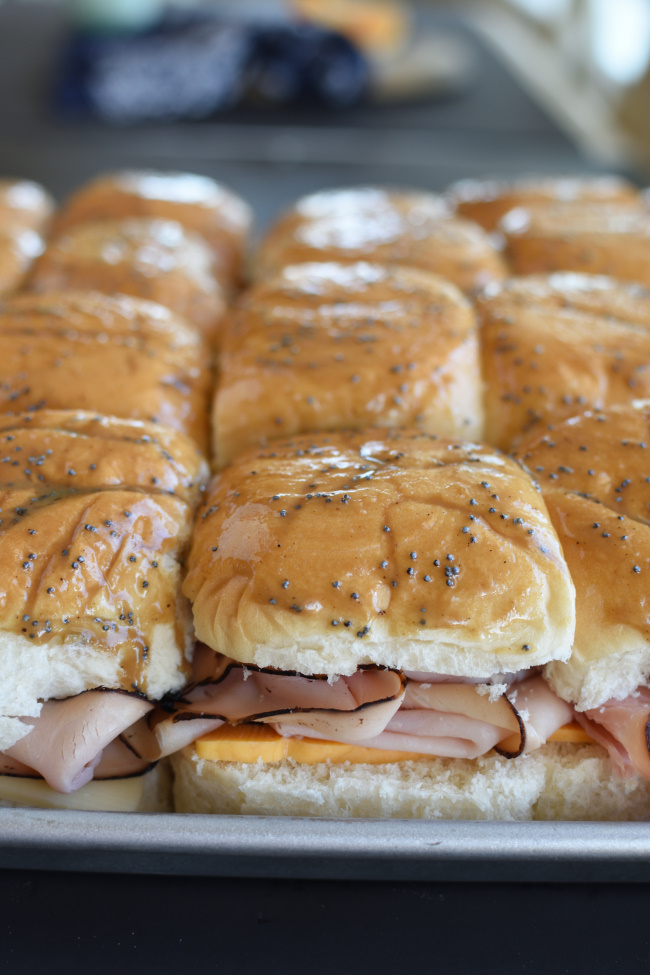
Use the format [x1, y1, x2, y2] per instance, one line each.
[0, 5, 645, 973]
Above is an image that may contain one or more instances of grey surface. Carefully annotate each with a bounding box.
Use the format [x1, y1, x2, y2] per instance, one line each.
[1, 808, 650, 882]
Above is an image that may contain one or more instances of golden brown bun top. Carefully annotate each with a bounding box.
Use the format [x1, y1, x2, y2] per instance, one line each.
[479, 273, 650, 449]
[53, 171, 252, 288]
[0, 409, 208, 506]
[28, 219, 226, 338]
[184, 428, 575, 677]
[255, 187, 506, 294]
[514, 405, 650, 708]
[0, 410, 209, 696]
[447, 174, 638, 230]
[0, 230, 45, 296]
[214, 262, 483, 465]
[0, 179, 54, 233]
[0, 291, 212, 451]
[500, 200, 650, 282]
[514, 403, 650, 524]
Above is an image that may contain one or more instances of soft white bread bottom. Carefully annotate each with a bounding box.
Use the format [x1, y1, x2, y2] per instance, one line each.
[172, 745, 650, 821]
[0, 761, 172, 813]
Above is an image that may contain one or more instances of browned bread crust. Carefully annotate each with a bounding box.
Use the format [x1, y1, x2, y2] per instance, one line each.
[254, 187, 507, 294]
[214, 262, 483, 467]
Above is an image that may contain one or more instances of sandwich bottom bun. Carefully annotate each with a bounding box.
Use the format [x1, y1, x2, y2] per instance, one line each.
[0, 761, 171, 813]
[172, 745, 650, 821]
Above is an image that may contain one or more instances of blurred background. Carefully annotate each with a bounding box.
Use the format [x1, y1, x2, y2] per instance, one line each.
[0, 0, 648, 226]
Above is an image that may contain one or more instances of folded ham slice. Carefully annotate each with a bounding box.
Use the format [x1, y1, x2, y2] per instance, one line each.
[5, 692, 153, 793]
[157, 646, 573, 761]
[575, 688, 650, 779]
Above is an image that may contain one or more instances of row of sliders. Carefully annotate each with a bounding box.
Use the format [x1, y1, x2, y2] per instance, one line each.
[3, 169, 650, 819]
[170, 176, 650, 820]
[0, 171, 251, 810]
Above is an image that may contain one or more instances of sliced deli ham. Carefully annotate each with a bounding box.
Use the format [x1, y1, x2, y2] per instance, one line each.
[162, 648, 574, 761]
[575, 688, 650, 779]
[5, 692, 153, 793]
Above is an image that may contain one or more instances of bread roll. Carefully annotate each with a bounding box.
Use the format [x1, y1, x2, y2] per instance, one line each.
[479, 273, 650, 450]
[0, 179, 54, 235]
[53, 171, 251, 292]
[172, 741, 650, 821]
[0, 291, 212, 451]
[0, 409, 208, 751]
[447, 174, 638, 231]
[28, 218, 226, 338]
[254, 187, 506, 294]
[501, 200, 650, 281]
[0, 230, 45, 297]
[184, 428, 575, 678]
[514, 404, 650, 710]
[214, 262, 484, 467]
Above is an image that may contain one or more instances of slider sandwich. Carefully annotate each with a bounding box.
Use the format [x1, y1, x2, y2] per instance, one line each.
[499, 197, 650, 284]
[0, 178, 54, 297]
[160, 429, 645, 822]
[28, 218, 226, 339]
[445, 173, 638, 232]
[0, 410, 208, 811]
[214, 261, 484, 467]
[0, 291, 212, 452]
[253, 187, 507, 295]
[479, 273, 650, 450]
[52, 170, 252, 294]
[514, 403, 650, 784]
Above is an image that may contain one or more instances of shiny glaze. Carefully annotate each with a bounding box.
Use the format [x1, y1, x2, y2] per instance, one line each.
[0, 411, 206, 694]
[0, 291, 212, 451]
[0, 230, 45, 296]
[53, 171, 252, 291]
[479, 273, 650, 449]
[0, 179, 54, 234]
[447, 174, 638, 231]
[185, 429, 573, 675]
[515, 405, 650, 680]
[255, 187, 506, 294]
[28, 219, 226, 338]
[501, 200, 650, 282]
[214, 262, 483, 466]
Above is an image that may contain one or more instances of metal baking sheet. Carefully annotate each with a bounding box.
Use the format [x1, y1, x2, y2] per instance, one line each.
[0, 809, 650, 882]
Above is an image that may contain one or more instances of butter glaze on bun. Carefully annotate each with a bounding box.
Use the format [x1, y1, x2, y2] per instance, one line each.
[514, 403, 650, 709]
[0, 291, 212, 451]
[214, 262, 484, 467]
[254, 187, 507, 294]
[479, 273, 650, 450]
[447, 174, 638, 231]
[53, 171, 252, 291]
[184, 429, 575, 677]
[28, 218, 226, 338]
[0, 410, 209, 750]
[501, 200, 650, 282]
[0, 179, 54, 234]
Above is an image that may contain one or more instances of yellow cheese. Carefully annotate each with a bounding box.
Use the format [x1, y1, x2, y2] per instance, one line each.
[547, 722, 595, 744]
[195, 723, 423, 764]
[0, 774, 145, 811]
[194, 721, 597, 765]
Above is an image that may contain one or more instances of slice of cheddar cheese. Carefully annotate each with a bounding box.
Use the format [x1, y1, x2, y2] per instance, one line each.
[194, 721, 595, 764]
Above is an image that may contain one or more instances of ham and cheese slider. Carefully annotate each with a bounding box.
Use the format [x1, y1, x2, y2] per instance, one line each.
[27, 218, 226, 339]
[479, 273, 650, 450]
[514, 403, 650, 785]
[0, 178, 54, 297]
[446, 174, 638, 232]
[500, 197, 650, 282]
[0, 291, 212, 453]
[52, 170, 252, 294]
[0, 410, 208, 811]
[162, 429, 601, 819]
[254, 187, 507, 295]
[214, 262, 483, 467]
